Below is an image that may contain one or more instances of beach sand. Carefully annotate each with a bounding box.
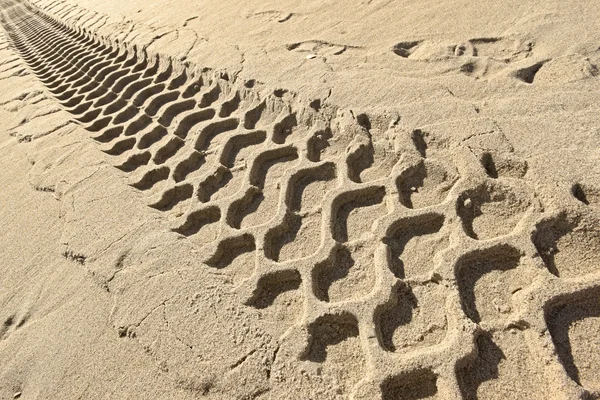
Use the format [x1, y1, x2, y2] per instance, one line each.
[0, 0, 599, 398]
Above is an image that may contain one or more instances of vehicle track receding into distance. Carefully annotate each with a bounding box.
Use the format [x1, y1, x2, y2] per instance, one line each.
[2, 0, 600, 398]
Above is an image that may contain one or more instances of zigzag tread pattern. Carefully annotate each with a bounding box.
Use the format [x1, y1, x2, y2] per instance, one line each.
[2, 0, 600, 398]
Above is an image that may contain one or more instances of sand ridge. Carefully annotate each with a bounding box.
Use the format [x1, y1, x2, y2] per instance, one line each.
[0, 0, 600, 398]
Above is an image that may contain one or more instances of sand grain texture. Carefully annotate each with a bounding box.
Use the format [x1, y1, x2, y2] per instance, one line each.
[0, 0, 599, 398]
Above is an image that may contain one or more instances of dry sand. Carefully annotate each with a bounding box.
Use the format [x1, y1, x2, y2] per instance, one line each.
[0, 0, 599, 398]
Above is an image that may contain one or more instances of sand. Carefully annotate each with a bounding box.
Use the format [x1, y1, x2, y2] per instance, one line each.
[0, 0, 599, 398]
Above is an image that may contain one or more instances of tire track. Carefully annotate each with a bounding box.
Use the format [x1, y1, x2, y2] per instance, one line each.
[2, 1, 599, 398]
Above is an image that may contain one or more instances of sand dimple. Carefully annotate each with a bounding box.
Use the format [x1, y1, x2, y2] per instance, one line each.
[205, 234, 256, 285]
[333, 186, 387, 242]
[265, 163, 337, 262]
[385, 213, 448, 279]
[533, 210, 600, 278]
[173, 206, 220, 243]
[301, 313, 366, 396]
[358, 140, 401, 183]
[377, 283, 448, 353]
[313, 243, 376, 302]
[381, 370, 439, 400]
[197, 168, 237, 203]
[571, 183, 600, 207]
[458, 180, 532, 240]
[238, 148, 299, 228]
[456, 245, 536, 323]
[458, 331, 550, 400]
[470, 36, 533, 62]
[199, 130, 267, 203]
[309, 185, 387, 302]
[480, 152, 528, 180]
[265, 211, 324, 262]
[397, 159, 457, 209]
[342, 125, 404, 184]
[246, 270, 303, 338]
[547, 288, 600, 393]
